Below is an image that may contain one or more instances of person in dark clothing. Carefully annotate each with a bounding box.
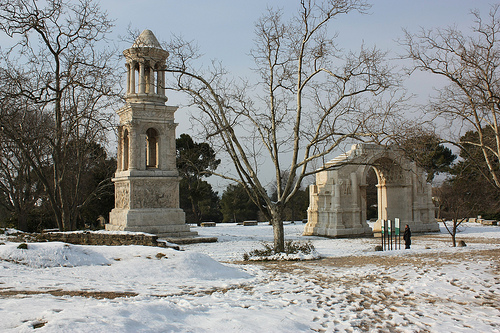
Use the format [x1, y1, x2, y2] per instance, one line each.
[403, 224, 411, 249]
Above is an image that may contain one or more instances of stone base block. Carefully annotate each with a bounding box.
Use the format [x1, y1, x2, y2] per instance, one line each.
[107, 208, 197, 237]
[372, 220, 440, 233]
[243, 220, 258, 226]
[303, 221, 373, 238]
[480, 219, 498, 226]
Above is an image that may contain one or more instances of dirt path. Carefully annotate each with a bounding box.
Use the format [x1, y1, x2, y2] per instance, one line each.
[0, 289, 138, 299]
[251, 247, 500, 332]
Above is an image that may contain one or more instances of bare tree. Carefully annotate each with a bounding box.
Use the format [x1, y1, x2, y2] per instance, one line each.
[164, 0, 400, 252]
[0, 133, 43, 231]
[0, 71, 53, 230]
[435, 180, 477, 247]
[402, 4, 500, 191]
[0, 0, 119, 230]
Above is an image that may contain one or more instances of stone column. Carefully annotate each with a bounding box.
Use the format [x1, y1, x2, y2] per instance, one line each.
[138, 61, 146, 94]
[334, 183, 341, 208]
[162, 69, 166, 96]
[149, 62, 155, 94]
[156, 66, 161, 95]
[161, 134, 166, 169]
[404, 184, 413, 222]
[125, 63, 131, 95]
[427, 182, 435, 221]
[411, 171, 418, 222]
[351, 172, 360, 227]
[130, 61, 136, 94]
[166, 124, 177, 170]
[117, 126, 123, 171]
[123, 130, 129, 171]
[156, 65, 165, 96]
[139, 133, 147, 170]
[378, 184, 386, 220]
[351, 172, 358, 206]
[322, 191, 327, 212]
[359, 184, 367, 226]
[128, 127, 137, 170]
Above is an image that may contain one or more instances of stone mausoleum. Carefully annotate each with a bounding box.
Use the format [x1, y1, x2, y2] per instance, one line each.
[304, 144, 439, 238]
[106, 30, 196, 238]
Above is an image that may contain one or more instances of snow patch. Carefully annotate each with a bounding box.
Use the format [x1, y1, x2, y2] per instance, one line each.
[168, 252, 252, 279]
[0, 242, 110, 268]
[0, 222, 499, 332]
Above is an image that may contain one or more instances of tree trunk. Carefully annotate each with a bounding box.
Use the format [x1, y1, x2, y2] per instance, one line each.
[60, 198, 69, 231]
[452, 220, 457, 247]
[271, 205, 285, 252]
[52, 203, 63, 231]
[194, 198, 203, 225]
[17, 210, 28, 232]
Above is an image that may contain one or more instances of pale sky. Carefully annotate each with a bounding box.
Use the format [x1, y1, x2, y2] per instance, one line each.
[101, 0, 495, 134]
[98, 1, 496, 189]
[0, 1, 492, 193]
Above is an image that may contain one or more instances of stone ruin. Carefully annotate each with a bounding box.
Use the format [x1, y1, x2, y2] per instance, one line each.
[304, 144, 439, 238]
[106, 30, 196, 238]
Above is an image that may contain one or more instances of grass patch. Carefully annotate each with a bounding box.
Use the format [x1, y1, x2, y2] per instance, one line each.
[243, 240, 319, 261]
[17, 243, 28, 250]
[156, 252, 167, 259]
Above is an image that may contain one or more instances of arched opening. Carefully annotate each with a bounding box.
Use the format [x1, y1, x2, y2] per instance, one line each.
[370, 157, 407, 231]
[366, 167, 378, 222]
[123, 129, 129, 170]
[146, 128, 158, 168]
[361, 157, 407, 232]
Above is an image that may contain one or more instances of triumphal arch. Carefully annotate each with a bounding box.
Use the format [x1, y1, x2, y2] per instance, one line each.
[106, 30, 196, 237]
[304, 144, 439, 238]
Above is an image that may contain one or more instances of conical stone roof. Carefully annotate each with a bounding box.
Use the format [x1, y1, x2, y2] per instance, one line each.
[132, 29, 162, 49]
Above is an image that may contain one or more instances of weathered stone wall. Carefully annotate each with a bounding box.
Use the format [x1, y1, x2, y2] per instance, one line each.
[35, 232, 161, 247]
[5, 230, 217, 247]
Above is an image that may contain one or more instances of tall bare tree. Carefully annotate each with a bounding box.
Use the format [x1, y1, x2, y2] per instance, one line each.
[0, 0, 119, 230]
[165, 0, 399, 251]
[402, 4, 500, 191]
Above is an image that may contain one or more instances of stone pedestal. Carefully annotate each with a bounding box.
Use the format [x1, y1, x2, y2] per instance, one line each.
[108, 173, 196, 237]
[106, 30, 197, 238]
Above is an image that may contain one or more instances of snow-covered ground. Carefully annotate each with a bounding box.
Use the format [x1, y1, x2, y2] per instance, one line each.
[0, 222, 499, 332]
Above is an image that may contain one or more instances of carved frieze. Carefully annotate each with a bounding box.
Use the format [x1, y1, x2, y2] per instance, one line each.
[339, 179, 352, 195]
[115, 182, 130, 209]
[132, 179, 178, 209]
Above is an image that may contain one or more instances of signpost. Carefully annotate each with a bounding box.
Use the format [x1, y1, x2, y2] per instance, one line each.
[380, 218, 401, 251]
[381, 221, 385, 250]
[388, 219, 392, 250]
[395, 218, 400, 250]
